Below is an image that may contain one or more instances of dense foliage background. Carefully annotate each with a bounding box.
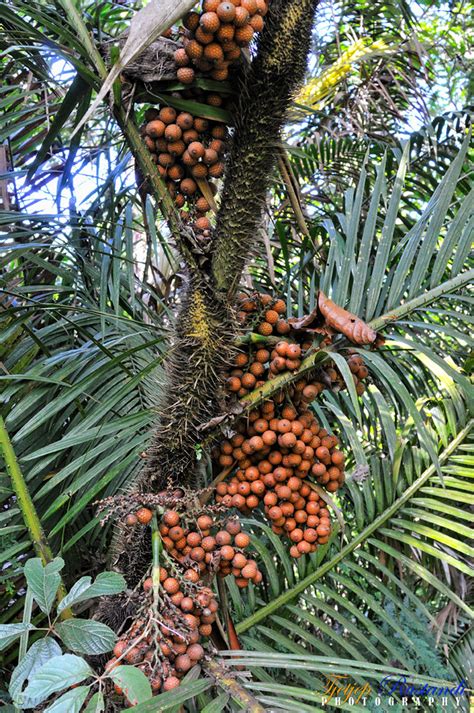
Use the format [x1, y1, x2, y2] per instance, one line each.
[0, 0, 473, 709]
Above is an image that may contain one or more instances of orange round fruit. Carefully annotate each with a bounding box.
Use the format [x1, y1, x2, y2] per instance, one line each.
[146, 119, 165, 138]
[195, 196, 211, 212]
[176, 112, 194, 130]
[258, 321, 273, 336]
[241, 0, 258, 13]
[217, 1, 236, 21]
[177, 67, 195, 84]
[159, 107, 177, 124]
[185, 40, 203, 60]
[208, 161, 225, 178]
[194, 117, 209, 132]
[180, 178, 197, 195]
[200, 11, 220, 33]
[195, 27, 215, 45]
[183, 11, 200, 30]
[207, 93, 223, 106]
[250, 13, 264, 31]
[191, 164, 208, 179]
[204, 42, 225, 63]
[136, 507, 153, 524]
[188, 141, 205, 159]
[174, 48, 190, 67]
[234, 6, 250, 26]
[217, 24, 235, 43]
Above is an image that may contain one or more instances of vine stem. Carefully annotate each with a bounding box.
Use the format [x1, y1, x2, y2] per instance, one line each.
[204, 658, 266, 713]
[0, 416, 72, 619]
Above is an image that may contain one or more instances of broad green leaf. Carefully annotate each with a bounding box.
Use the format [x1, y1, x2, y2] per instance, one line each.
[22, 654, 93, 707]
[9, 637, 62, 706]
[109, 665, 153, 705]
[0, 623, 35, 652]
[83, 692, 105, 713]
[43, 686, 90, 712]
[24, 558, 64, 615]
[57, 572, 126, 613]
[55, 620, 117, 655]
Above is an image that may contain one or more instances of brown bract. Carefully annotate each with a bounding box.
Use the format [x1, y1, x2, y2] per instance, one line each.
[288, 291, 384, 346]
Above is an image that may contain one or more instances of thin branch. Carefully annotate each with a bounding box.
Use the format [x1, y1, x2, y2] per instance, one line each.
[277, 150, 311, 240]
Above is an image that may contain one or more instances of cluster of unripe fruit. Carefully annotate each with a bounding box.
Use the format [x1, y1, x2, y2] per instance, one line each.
[141, 105, 226, 235]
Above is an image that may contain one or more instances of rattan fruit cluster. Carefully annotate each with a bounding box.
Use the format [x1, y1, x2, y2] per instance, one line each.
[140, 1, 271, 230]
[158, 509, 262, 588]
[99, 285, 372, 699]
[141, 105, 226, 234]
[213, 403, 341, 556]
[109, 499, 259, 701]
[124, 503, 260, 587]
[228, 292, 369, 398]
[180, 0, 270, 81]
[211, 291, 371, 556]
[105, 562, 215, 702]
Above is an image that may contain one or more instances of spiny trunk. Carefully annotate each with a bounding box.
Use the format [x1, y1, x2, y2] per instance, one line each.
[138, 272, 233, 491]
[212, 0, 319, 297]
[140, 0, 319, 492]
[108, 0, 320, 592]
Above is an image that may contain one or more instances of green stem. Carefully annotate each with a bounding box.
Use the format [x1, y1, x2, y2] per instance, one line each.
[239, 348, 331, 410]
[13, 588, 34, 712]
[368, 269, 474, 332]
[0, 417, 72, 618]
[236, 419, 473, 634]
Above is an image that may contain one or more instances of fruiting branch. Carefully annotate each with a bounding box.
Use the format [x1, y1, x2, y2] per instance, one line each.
[238, 347, 331, 410]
